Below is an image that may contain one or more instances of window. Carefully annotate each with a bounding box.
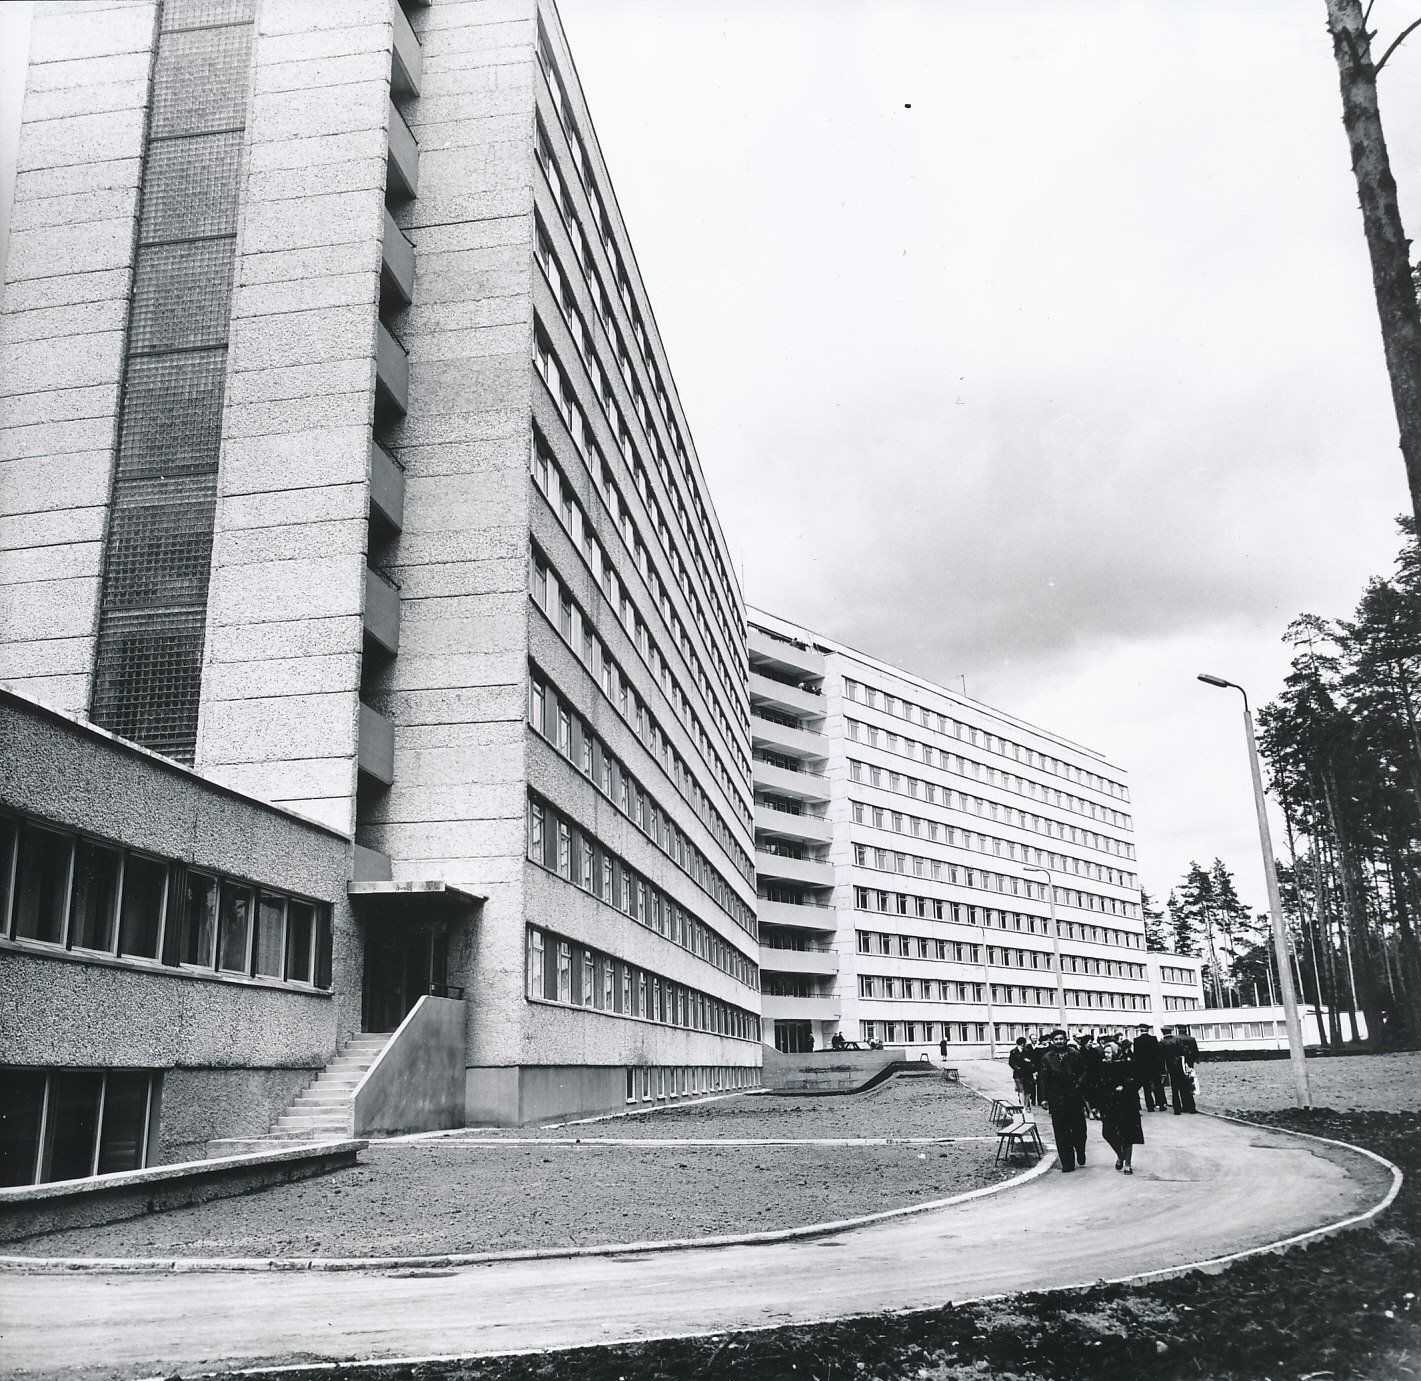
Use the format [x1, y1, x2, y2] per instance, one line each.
[69, 839, 120, 953]
[557, 941, 572, 1003]
[12, 824, 70, 944]
[253, 892, 286, 979]
[217, 880, 253, 974]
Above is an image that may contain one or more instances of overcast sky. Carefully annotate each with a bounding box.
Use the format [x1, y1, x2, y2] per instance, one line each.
[3, 1, 1418, 920]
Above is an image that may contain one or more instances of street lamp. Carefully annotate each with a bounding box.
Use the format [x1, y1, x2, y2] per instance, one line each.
[1197, 673, 1312, 1107]
[1023, 864, 1068, 1031]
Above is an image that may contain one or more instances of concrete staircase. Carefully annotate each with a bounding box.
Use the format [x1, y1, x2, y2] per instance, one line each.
[206, 1032, 392, 1157]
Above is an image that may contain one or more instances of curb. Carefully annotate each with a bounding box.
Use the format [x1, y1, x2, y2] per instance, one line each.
[0, 1148, 1057, 1275]
[149, 1113, 1405, 1381]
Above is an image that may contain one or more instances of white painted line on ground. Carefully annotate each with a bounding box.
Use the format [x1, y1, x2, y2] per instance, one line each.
[385, 1135, 1001, 1147]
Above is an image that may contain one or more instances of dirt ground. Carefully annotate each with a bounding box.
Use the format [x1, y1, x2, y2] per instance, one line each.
[1197, 1049, 1421, 1111]
[18, 1077, 1013, 1260]
[226, 1107, 1421, 1381]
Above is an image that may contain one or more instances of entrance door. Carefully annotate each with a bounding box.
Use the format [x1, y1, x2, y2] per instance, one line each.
[774, 1020, 814, 1054]
[362, 924, 448, 1032]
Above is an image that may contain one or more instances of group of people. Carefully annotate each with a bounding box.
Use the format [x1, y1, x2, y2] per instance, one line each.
[1006, 1024, 1201, 1174]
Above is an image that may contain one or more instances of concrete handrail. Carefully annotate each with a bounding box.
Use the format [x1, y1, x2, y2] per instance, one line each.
[353, 995, 465, 1136]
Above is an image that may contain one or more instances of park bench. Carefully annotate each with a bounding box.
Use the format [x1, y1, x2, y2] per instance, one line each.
[987, 1098, 1022, 1126]
[995, 1116, 1045, 1166]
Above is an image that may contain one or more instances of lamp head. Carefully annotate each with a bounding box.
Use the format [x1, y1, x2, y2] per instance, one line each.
[1197, 674, 1231, 689]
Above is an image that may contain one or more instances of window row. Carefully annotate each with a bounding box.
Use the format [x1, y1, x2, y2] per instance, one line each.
[530, 665, 753, 923]
[842, 678, 1128, 800]
[1162, 995, 1203, 1010]
[529, 414, 748, 800]
[852, 887, 1145, 950]
[533, 34, 744, 678]
[851, 799, 1137, 889]
[857, 929, 984, 963]
[1195, 1020, 1278, 1041]
[0, 1067, 157, 1188]
[0, 813, 332, 988]
[531, 524, 748, 838]
[851, 841, 1139, 920]
[526, 926, 761, 1041]
[990, 985, 1059, 1006]
[858, 975, 987, 1002]
[847, 731, 1132, 834]
[531, 389, 745, 762]
[624, 1063, 760, 1104]
[1159, 965, 1198, 984]
[1060, 953, 1146, 979]
[763, 974, 829, 998]
[527, 793, 758, 979]
[861, 1021, 990, 1045]
[847, 759, 1134, 858]
[532, 149, 743, 714]
[1065, 990, 1152, 1011]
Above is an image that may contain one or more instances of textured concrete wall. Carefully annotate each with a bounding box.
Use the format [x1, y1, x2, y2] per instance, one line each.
[353, 994, 465, 1134]
[0, 691, 364, 1079]
[0, 1, 156, 715]
[195, 0, 394, 834]
[156, 1067, 316, 1163]
[365, 0, 539, 1078]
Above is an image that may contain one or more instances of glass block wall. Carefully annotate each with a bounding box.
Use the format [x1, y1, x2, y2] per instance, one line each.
[90, 0, 257, 762]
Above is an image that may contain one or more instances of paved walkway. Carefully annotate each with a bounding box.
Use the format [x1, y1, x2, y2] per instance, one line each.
[0, 1062, 1397, 1380]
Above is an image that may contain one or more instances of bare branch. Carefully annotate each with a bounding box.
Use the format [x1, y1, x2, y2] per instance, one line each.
[1364, 0, 1377, 25]
[1340, 22, 1366, 73]
[1376, 15, 1421, 72]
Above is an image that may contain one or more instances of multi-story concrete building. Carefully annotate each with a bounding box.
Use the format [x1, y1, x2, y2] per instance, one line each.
[0, 0, 760, 1177]
[749, 610, 1201, 1056]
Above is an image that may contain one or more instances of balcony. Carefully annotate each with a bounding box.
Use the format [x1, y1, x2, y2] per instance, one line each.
[375, 321, 408, 414]
[759, 947, 839, 977]
[755, 802, 833, 846]
[381, 209, 415, 306]
[757, 898, 838, 933]
[761, 995, 841, 1022]
[750, 712, 826, 761]
[753, 758, 831, 804]
[390, 0, 422, 98]
[755, 850, 834, 889]
[364, 567, 401, 655]
[369, 438, 405, 531]
[748, 624, 825, 680]
[358, 702, 395, 785]
[386, 98, 419, 199]
[749, 670, 824, 719]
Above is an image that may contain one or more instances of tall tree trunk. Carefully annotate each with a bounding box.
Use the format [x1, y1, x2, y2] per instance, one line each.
[1325, 0, 1421, 531]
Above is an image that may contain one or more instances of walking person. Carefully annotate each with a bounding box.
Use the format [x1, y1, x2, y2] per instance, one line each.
[1160, 1027, 1197, 1114]
[1008, 1035, 1036, 1110]
[1076, 1032, 1104, 1119]
[1133, 1023, 1167, 1112]
[1092, 1040, 1144, 1173]
[1036, 1028, 1088, 1172]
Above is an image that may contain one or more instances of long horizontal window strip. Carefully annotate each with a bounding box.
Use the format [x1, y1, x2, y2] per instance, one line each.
[526, 926, 761, 1042]
[0, 1068, 159, 1189]
[1159, 966, 1198, 984]
[856, 929, 985, 964]
[863, 1021, 990, 1045]
[526, 793, 758, 979]
[989, 985, 1064, 1006]
[857, 974, 987, 1003]
[529, 539, 753, 850]
[531, 340, 750, 802]
[847, 759, 1135, 863]
[532, 225, 746, 725]
[1163, 995, 1204, 1010]
[846, 727, 1132, 834]
[0, 810, 332, 991]
[850, 799, 1137, 890]
[529, 666, 753, 930]
[851, 887, 1144, 950]
[851, 842, 1139, 922]
[529, 417, 749, 820]
[531, 64, 744, 680]
[1064, 989, 1153, 1012]
[843, 678, 1129, 803]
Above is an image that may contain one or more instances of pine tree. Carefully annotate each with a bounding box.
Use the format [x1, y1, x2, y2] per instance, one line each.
[1209, 858, 1256, 1001]
[1167, 887, 1200, 959]
[1141, 889, 1169, 952]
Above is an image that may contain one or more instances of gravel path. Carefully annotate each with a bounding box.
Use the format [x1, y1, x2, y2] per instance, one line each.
[1198, 1050, 1421, 1112]
[460, 1075, 989, 1140]
[18, 1077, 1011, 1260]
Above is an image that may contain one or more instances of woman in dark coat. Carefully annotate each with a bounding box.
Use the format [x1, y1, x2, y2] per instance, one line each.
[1092, 1041, 1144, 1174]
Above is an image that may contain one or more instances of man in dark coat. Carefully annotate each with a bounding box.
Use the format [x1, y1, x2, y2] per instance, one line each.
[1160, 1027, 1197, 1114]
[1008, 1036, 1036, 1110]
[1036, 1029, 1088, 1171]
[1133, 1023, 1167, 1111]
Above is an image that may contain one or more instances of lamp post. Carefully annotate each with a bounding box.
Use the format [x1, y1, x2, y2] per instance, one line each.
[1197, 673, 1311, 1107]
[1024, 864, 1068, 1031]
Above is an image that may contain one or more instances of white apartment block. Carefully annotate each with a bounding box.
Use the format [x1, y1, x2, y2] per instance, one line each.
[749, 610, 1203, 1058]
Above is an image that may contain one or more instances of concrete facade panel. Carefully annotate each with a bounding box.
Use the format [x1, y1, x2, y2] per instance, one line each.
[220, 391, 374, 437]
[253, 49, 392, 96]
[198, 692, 357, 766]
[0, 329, 127, 398]
[245, 128, 390, 174]
[24, 49, 150, 94]
[13, 108, 148, 176]
[0, 504, 107, 552]
[202, 653, 359, 704]
[0, 575, 101, 639]
[257, 0, 391, 39]
[224, 358, 376, 407]
[215, 482, 367, 532]
[20, 76, 151, 125]
[0, 635, 95, 680]
[238, 192, 387, 257]
[8, 185, 143, 235]
[243, 157, 388, 207]
[0, 298, 129, 346]
[206, 614, 363, 664]
[231, 272, 378, 318]
[27, 3, 156, 66]
[228, 303, 378, 372]
[217, 426, 372, 495]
